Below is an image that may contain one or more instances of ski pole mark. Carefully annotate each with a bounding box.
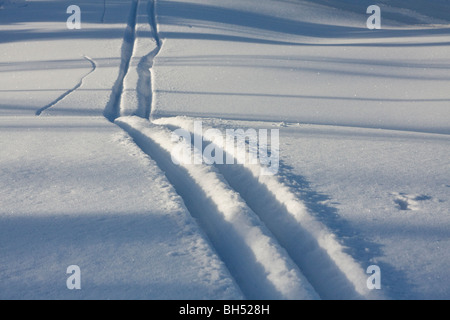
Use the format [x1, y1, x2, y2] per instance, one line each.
[35, 56, 96, 116]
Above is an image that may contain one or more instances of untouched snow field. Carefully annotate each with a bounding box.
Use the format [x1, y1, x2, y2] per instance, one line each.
[1, 0, 449, 300]
[152, 0, 450, 134]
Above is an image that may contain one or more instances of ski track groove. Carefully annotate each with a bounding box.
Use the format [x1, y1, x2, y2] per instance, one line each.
[109, 0, 321, 300]
[155, 117, 386, 300]
[115, 116, 319, 300]
[135, 0, 161, 119]
[35, 55, 96, 116]
[104, 0, 139, 121]
[106, 0, 383, 300]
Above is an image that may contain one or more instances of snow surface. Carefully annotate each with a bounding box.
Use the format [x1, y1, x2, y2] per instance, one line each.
[152, 0, 450, 134]
[0, 117, 242, 299]
[0, 0, 449, 300]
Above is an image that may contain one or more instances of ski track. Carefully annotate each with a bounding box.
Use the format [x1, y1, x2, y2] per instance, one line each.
[133, 0, 161, 119]
[35, 55, 96, 116]
[105, 0, 384, 299]
[109, 0, 319, 300]
[154, 117, 387, 300]
[103, 0, 139, 121]
[115, 116, 320, 300]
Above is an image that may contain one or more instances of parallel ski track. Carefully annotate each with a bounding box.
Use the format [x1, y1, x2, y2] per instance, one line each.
[108, 0, 383, 300]
[115, 116, 319, 300]
[155, 117, 386, 300]
[109, 0, 319, 300]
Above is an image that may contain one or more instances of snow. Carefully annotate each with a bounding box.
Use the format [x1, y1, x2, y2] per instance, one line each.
[0, 0, 26, 8]
[0, 0, 449, 300]
[158, 116, 449, 299]
[115, 116, 319, 300]
[276, 123, 450, 299]
[152, 0, 450, 134]
[153, 116, 385, 300]
[0, 116, 242, 299]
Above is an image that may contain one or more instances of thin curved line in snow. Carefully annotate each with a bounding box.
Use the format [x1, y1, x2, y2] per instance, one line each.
[35, 55, 97, 116]
[101, 0, 107, 23]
